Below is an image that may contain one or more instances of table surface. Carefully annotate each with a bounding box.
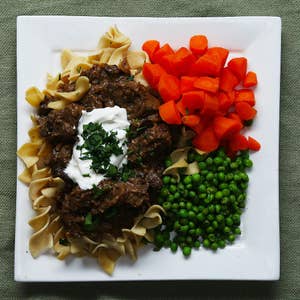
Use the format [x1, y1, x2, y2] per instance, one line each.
[0, 0, 299, 299]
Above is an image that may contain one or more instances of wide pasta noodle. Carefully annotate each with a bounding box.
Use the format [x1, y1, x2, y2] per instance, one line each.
[18, 26, 165, 275]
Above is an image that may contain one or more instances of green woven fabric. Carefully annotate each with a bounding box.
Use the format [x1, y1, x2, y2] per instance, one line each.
[0, 0, 299, 299]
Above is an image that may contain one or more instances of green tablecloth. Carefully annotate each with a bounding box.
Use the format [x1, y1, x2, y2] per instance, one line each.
[0, 0, 299, 299]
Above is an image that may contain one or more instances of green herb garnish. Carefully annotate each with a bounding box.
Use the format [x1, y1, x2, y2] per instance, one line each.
[82, 173, 90, 177]
[83, 212, 100, 232]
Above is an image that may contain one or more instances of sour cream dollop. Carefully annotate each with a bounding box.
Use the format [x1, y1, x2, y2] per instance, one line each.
[64, 106, 130, 190]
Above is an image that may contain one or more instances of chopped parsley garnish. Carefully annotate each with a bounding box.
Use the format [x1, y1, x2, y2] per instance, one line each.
[92, 184, 111, 198]
[82, 173, 90, 177]
[77, 122, 124, 178]
[59, 238, 69, 246]
[83, 212, 100, 232]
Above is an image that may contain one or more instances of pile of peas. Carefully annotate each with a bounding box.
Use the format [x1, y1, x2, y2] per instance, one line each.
[154, 148, 253, 257]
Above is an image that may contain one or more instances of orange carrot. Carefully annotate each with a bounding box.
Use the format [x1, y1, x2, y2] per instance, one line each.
[201, 93, 219, 116]
[228, 57, 247, 81]
[142, 40, 160, 61]
[213, 116, 242, 139]
[180, 76, 198, 93]
[159, 54, 175, 74]
[193, 126, 219, 152]
[182, 114, 201, 127]
[248, 136, 261, 151]
[181, 91, 205, 111]
[158, 73, 181, 102]
[142, 63, 166, 89]
[229, 133, 248, 151]
[235, 89, 256, 106]
[173, 47, 196, 76]
[235, 102, 257, 120]
[190, 52, 221, 77]
[207, 47, 229, 70]
[159, 100, 181, 124]
[192, 117, 208, 135]
[189, 35, 208, 56]
[152, 43, 174, 65]
[194, 76, 219, 93]
[227, 112, 243, 127]
[243, 71, 258, 88]
[219, 68, 239, 92]
[218, 92, 234, 112]
[176, 99, 188, 116]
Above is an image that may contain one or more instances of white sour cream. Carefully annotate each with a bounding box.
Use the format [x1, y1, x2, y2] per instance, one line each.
[64, 106, 130, 190]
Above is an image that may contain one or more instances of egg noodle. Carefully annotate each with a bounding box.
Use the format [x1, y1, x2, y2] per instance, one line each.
[17, 26, 166, 275]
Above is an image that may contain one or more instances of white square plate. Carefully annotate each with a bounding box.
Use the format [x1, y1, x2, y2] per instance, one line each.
[15, 16, 281, 281]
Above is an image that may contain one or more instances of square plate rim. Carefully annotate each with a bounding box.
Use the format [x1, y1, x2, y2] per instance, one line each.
[15, 15, 281, 282]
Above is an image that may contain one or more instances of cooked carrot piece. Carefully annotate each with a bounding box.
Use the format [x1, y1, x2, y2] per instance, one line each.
[181, 91, 205, 111]
[189, 35, 208, 56]
[235, 89, 256, 106]
[158, 73, 181, 102]
[227, 112, 243, 127]
[243, 71, 258, 88]
[159, 100, 181, 124]
[142, 40, 160, 61]
[219, 68, 239, 92]
[192, 117, 208, 135]
[190, 53, 221, 77]
[228, 57, 247, 81]
[173, 47, 196, 76]
[142, 63, 166, 89]
[229, 133, 249, 151]
[193, 126, 219, 152]
[248, 136, 261, 151]
[176, 99, 188, 115]
[218, 92, 234, 112]
[152, 43, 174, 64]
[194, 77, 219, 93]
[159, 54, 176, 74]
[180, 76, 198, 93]
[201, 93, 219, 116]
[235, 102, 257, 120]
[213, 116, 242, 139]
[182, 114, 201, 127]
[207, 47, 229, 70]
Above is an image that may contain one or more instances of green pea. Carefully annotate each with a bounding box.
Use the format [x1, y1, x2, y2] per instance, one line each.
[212, 220, 219, 229]
[182, 246, 192, 257]
[186, 184, 193, 190]
[189, 229, 196, 236]
[234, 174, 241, 182]
[230, 162, 238, 169]
[188, 221, 195, 229]
[167, 195, 174, 202]
[219, 183, 228, 189]
[194, 240, 201, 248]
[206, 172, 214, 181]
[226, 173, 233, 181]
[187, 152, 195, 163]
[199, 193, 207, 199]
[218, 240, 226, 248]
[218, 172, 225, 181]
[203, 239, 210, 248]
[228, 234, 235, 243]
[208, 205, 215, 213]
[188, 211, 196, 219]
[186, 202, 193, 210]
[207, 214, 214, 222]
[208, 233, 216, 242]
[198, 184, 206, 193]
[162, 176, 171, 184]
[215, 191, 223, 199]
[221, 197, 229, 204]
[195, 153, 204, 162]
[183, 176, 192, 185]
[192, 173, 201, 183]
[160, 188, 169, 197]
[234, 227, 241, 235]
[222, 189, 230, 196]
[202, 208, 209, 215]
[216, 214, 224, 223]
[170, 242, 178, 252]
[155, 233, 164, 245]
[174, 192, 180, 199]
[211, 242, 218, 251]
[206, 226, 214, 233]
[189, 191, 196, 199]
[206, 157, 213, 165]
[173, 220, 180, 230]
[201, 170, 209, 176]
[179, 201, 185, 208]
[244, 159, 253, 168]
[163, 202, 171, 210]
[196, 213, 204, 222]
[170, 177, 177, 184]
[165, 159, 172, 168]
[198, 162, 207, 170]
[241, 173, 249, 182]
[215, 204, 221, 213]
[232, 214, 241, 224]
[180, 218, 188, 225]
[240, 182, 248, 190]
[226, 217, 233, 226]
[214, 157, 223, 165]
[180, 225, 189, 233]
[186, 236, 193, 244]
[178, 183, 185, 191]
[195, 228, 202, 236]
[224, 226, 231, 234]
[179, 209, 188, 218]
[229, 195, 236, 202]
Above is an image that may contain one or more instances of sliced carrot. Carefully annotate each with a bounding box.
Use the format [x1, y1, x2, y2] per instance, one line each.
[142, 40, 160, 61]
[194, 77, 219, 93]
[159, 101, 181, 125]
[159, 54, 175, 74]
[142, 63, 166, 89]
[189, 35, 208, 56]
[201, 93, 219, 116]
[182, 114, 201, 127]
[235, 89, 256, 106]
[173, 47, 196, 76]
[229, 134, 248, 151]
[248, 136, 261, 151]
[190, 52, 221, 77]
[213, 116, 242, 139]
[176, 99, 188, 116]
[218, 92, 234, 112]
[158, 73, 181, 102]
[192, 117, 208, 135]
[219, 68, 239, 92]
[152, 43, 174, 65]
[228, 57, 247, 81]
[243, 71, 258, 88]
[227, 112, 244, 129]
[207, 47, 229, 70]
[180, 76, 198, 93]
[181, 91, 205, 111]
[193, 126, 219, 152]
[235, 102, 257, 120]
